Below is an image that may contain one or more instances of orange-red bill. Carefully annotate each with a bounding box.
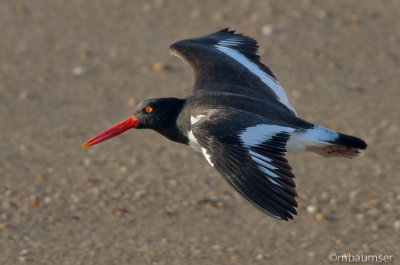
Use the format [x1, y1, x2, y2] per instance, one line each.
[82, 115, 139, 148]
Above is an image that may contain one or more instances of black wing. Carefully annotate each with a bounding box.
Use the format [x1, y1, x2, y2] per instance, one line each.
[191, 109, 298, 220]
[169, 28, 296, 114]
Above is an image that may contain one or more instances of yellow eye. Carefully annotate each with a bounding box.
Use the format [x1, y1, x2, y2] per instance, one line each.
[144, 106, 153, 114]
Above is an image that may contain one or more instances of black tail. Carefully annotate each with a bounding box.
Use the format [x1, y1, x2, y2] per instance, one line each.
[330, 133, 367, 150]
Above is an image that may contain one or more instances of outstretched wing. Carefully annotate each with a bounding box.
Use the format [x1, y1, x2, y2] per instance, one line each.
[169, 28, 296, 114]
[191, 109, 298, 220]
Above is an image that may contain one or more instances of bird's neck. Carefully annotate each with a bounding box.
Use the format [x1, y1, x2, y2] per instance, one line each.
[153, 98, 190, 145]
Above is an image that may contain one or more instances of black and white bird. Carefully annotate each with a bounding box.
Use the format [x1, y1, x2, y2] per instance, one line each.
[83, 29, 367, 220]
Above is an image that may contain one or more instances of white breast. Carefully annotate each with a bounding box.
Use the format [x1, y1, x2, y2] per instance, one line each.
[187, 114, 206, 152]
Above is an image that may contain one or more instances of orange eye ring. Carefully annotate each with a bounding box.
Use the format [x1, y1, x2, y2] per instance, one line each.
[144, 105, 153, 114]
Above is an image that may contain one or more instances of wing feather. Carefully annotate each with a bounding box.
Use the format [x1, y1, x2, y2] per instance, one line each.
[169, 28, 296, 114]
[191, 110, 298, 220]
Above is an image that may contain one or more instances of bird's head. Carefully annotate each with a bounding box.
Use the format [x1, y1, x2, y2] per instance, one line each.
[82, 97, 184, 148]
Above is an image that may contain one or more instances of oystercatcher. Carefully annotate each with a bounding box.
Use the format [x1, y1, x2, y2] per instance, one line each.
[83, 29, 367, 220]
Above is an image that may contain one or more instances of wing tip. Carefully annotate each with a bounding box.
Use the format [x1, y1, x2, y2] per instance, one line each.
[255, 200, 297, 221]
[218, 27, 234, 33]
[215, 28, 251, 41]
[276, 209, 297, 221]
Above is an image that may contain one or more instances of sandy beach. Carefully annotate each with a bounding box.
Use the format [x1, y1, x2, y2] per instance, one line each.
[1, 1, 399, 264]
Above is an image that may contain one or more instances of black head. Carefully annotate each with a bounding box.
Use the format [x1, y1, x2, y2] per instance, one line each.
[133, 98, 185, 130]
[83, 97, 186, 147]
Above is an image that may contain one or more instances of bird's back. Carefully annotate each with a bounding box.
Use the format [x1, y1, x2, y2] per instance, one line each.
[189, 88, 312, 130]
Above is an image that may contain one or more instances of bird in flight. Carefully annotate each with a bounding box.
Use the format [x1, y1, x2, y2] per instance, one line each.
[83, 29, 367, 220]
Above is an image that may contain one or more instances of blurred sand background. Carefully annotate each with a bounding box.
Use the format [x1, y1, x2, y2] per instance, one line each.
[1, 0, 400, 264]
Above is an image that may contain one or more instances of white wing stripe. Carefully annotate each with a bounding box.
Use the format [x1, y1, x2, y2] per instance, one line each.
[249, 151, 277, 171]
[201, 147, 214, 167]
[218, 39, 242, 46]
[269, 179, 284, 189]
[240, 124, 294, 147]
[258, 166, 284, 187]
[214, 44, 296, 113]
[190, 114, 205, 125]
[257, 165, 281, 179]
[249, 150, 272, 163]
